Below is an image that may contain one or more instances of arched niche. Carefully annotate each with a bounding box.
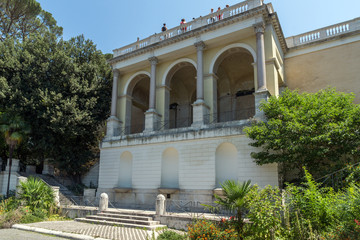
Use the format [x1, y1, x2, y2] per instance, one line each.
[118, 151, 133, 188]
[161, 148, 179, 188]
[212, 44, 256, 122]
[215, 143, 238, 188]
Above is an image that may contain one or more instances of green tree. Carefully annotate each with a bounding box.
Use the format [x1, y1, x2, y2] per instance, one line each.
[245, 88, 360, 179]
[0, 33, 112, 180]
[0, 0, 62, 41]
[0, 113, 30, 196]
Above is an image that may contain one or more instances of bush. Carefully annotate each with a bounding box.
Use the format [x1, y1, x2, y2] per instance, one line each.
[18, 176, 55, 213]
[157, 230, 186, 240]
[188, 219, 238, 240]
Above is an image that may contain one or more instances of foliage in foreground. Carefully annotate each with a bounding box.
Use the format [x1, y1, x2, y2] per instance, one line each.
[188, 169, 360, 240]
[157, 230, 187, 240]
[0, 177, 66, 228]
[245, 88, 360, 180]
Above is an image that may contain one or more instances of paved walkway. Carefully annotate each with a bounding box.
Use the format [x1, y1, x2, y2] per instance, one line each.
[0, 229, 68, 240]
[13, 221, 153, 240]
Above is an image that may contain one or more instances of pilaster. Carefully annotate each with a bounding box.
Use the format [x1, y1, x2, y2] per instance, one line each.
[204, 73, 218, 123]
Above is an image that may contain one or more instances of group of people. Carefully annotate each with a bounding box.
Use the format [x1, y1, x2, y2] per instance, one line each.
[159, 4, 230, 37]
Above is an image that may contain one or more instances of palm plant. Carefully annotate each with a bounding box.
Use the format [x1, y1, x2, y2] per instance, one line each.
[0, 113, 30, 196]
[214, 180, 252, 239]
[19, 177, 55, 212]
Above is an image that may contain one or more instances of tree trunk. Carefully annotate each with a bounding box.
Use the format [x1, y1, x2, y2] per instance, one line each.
[6, 145, 14, 197]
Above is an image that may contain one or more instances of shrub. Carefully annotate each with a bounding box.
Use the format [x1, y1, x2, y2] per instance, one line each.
[18, 176, 55, 213]
[188, 219, 238, 240]
[157, 230, 186, 240]
[245, 185, 285, 239]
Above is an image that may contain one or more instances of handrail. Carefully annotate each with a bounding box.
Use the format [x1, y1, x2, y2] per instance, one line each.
[286, 17, 360, 48]
[113, 0, 264, 57]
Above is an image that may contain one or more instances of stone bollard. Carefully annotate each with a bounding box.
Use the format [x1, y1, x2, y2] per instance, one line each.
[51, 186, 60, 207]
[99, 193, 108, 212]
[15, 176, 27, 198]
[156, 194, 166, 216]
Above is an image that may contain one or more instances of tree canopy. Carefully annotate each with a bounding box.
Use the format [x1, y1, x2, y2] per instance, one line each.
[0, 33, 112, 179]
[0, 0, 62, 41]
[245, 88, 360, 179]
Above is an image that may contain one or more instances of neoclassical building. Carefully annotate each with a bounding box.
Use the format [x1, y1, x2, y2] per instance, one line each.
[98, 0, 360, 208]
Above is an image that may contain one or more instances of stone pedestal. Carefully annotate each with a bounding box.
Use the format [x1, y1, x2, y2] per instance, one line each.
[144, 110, 161, 132]
[6, 159, 19, 172]
[106, 116, 122, 138]
[192, 100, 210, 127]
[51, 186, 60, 207]
[84, 188, 96, 204]
[26, 165, 36, 174]
[42, 159, 54, 175]
[253, 89, 270, 120]
[16, 176, 27, 198]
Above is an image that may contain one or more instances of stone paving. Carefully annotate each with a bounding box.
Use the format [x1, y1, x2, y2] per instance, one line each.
[21, 221, 153, 240]
[0, 229, 68, 240]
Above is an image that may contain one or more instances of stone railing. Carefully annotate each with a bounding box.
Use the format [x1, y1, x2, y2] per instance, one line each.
[286, 17, 360, 48]
[113, 0, 264, 57]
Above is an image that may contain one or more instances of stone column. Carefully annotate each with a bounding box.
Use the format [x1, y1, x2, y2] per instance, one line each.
[192, 41, 209, 127]
[204, 73, 218, 123]
[106, 69, 122, 138]
[254, 24, 267, 92]
[144, 57, 161, 132]
[254, 23, 270, 120]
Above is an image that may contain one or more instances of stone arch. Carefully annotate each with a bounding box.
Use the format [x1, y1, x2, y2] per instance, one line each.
[162, 58, 197, 129]
[209, 43, 256, 74]
[210, 44, 256, 122]
[123, 71, 150, 134]
[123, 71, 151, 95]
[118, 151, 133, 188]
[162, 58, 197, 86]
[215, 142, 238, 188]
[161, 148, 179, 188]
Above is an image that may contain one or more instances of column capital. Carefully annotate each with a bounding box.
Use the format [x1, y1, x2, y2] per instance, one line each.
[112, 69, 120, 78]
[148, 56, 158, 65]
[253, 23, 265, 34]
[194, 41, 206, 51]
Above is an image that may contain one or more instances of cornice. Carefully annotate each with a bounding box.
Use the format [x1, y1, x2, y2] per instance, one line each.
[108, 5, 269, 65]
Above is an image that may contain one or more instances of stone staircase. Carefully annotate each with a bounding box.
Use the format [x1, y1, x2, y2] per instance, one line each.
[20, 173, 79, 206]
[75, 209, 166, 230]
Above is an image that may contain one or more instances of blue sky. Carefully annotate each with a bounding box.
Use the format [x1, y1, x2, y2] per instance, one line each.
[38, 0, 360, 54]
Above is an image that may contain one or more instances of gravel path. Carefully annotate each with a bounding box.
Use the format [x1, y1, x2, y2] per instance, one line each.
[21, 221, 151, 240]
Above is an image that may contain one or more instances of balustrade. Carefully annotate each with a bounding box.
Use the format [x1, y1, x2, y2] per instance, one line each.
[113, 0, 262, 57]
[286, 18, 359, 48]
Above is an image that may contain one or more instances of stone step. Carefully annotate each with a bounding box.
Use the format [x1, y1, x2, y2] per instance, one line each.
[97, 212, 152, 221]
[86, 215, 159, 226]
[75, 218, 166, 230]
[102, 209, 155, 217]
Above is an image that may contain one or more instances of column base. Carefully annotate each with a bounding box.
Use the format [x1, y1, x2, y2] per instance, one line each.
[106, 116, 122, 138]
[192, 100, 210, 128]
[253, 89, 270, 121]
[144, 109, 161, 132]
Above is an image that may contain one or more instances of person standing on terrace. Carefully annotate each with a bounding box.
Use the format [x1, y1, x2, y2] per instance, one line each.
[217, 7, 222, 20]
[180, 18, 187, 32]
